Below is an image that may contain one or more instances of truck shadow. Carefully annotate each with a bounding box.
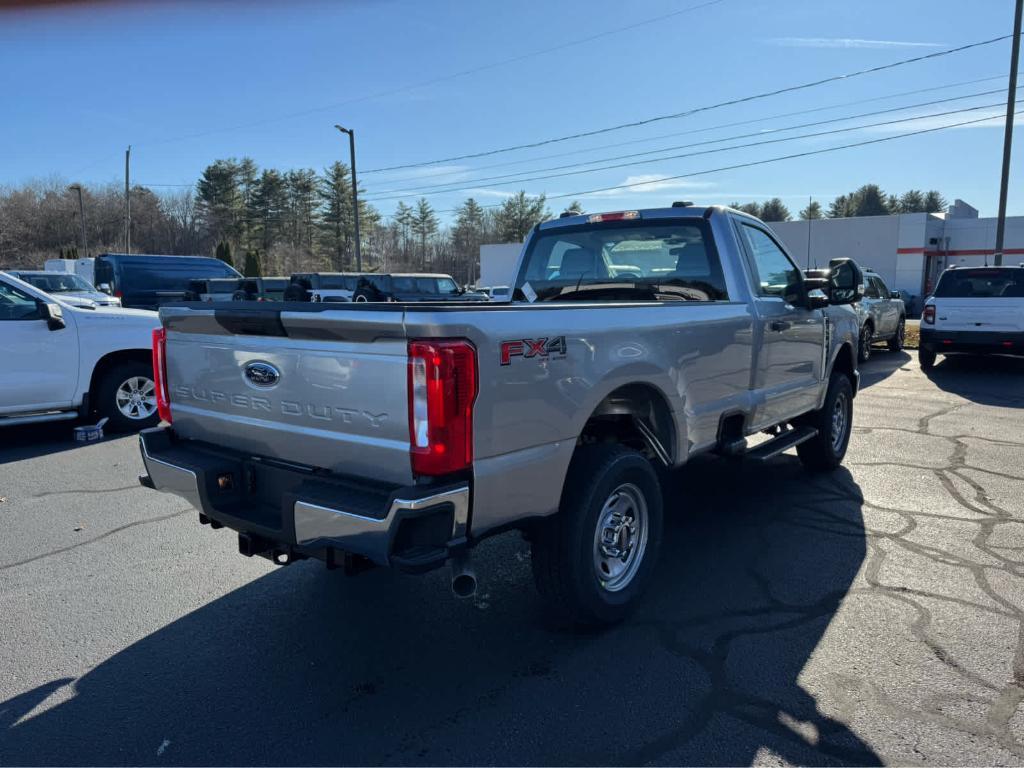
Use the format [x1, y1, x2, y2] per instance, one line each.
[923, 354, 1024, 408]
[857, 350, 911, 389]
[0, 457, 878, 766]
[0, 422, 87, 464]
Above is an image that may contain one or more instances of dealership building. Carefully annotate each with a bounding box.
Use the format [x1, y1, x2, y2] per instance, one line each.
[771, 200, 1024, 300]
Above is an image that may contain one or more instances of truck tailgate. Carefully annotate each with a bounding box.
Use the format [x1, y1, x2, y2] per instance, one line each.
[160, 306, 413, 485]
[935, 298, 1024, 333]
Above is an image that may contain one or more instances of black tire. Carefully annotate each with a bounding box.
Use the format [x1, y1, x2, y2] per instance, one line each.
[795, 372, 854, 472]
[531, 444, 663, 627]
[858, 323, 873, 363]
[919, 346, 937, 371]
[283, 283, 307, 302]
[231, 290, 249, 301]
[888, 318, 906, 351]
[94, 359, 160, 433]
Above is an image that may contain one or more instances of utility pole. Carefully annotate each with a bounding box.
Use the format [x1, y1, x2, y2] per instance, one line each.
[994, 0, 1022, 266]
[806, 195, 813, 268]
[334, 124, 362, 271]
[68, 183, 88, 257]
[124, 145, 131, 254]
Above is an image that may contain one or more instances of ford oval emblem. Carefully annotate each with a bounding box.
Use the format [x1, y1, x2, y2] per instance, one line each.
[244, 361, 281, 388]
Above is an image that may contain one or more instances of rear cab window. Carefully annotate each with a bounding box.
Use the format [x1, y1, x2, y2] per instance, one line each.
[516, 218, 728, 302]
[934, 268, 1024, 298]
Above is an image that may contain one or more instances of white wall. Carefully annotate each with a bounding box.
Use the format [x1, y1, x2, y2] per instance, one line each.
[479, 243, 523, 287]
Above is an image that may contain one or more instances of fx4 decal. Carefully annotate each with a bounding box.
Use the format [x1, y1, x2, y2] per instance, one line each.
[500, 336, 568, 365]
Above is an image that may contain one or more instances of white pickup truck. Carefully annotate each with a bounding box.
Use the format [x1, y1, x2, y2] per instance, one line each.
[0, 271, 161, 431]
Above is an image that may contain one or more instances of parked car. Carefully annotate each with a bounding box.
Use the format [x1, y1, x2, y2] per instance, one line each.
[854, 269, 906, 362]
[919, 265, 1024, 370]
[0, 271, 161, 431]
[138, 204, 864, 626]
[234, 277, 290, 301]
[287, 273, 361, 302]
[92, 253, 242, 310]
[183, 277, 245, 302]
[6, 270, 122, 307]
[351, 273, 489, 302]
[487, 286, 512, 302]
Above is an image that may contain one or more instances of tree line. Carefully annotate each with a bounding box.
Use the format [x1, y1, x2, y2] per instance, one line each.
[730, 185, 948, 222]
[0, 165, 950, 282]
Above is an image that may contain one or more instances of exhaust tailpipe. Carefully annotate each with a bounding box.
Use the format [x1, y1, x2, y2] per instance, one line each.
[450, 553, 477, 599]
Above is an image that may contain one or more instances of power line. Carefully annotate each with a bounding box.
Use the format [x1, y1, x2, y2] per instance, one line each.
[433, 111, 1019, 213]
[139, 73, 1023, 193]
[364, 101, 1010, 203]
[372, 72, 1021, 184]
[365, 87, 1018, 199]
[136, 0, 727, 149]
[363, 34, 1013, 174]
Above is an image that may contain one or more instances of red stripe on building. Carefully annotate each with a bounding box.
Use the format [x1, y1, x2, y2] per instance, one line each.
[897, 247, 1024, 256]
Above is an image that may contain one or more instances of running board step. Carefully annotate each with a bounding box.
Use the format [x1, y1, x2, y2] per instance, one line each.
[745, 426, 818, 461]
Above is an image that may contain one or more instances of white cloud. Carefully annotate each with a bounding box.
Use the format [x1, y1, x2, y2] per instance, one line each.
[466, 188, 520, 199]
[862, 108, 1007, 133]
[586, 174, 715, 198]
[769, 37, 943, 49]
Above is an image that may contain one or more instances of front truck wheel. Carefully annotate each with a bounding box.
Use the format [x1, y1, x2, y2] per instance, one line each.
[95, 359, 160, 432]
[795, 371, 854, 472]
[531, 444, 663, 627]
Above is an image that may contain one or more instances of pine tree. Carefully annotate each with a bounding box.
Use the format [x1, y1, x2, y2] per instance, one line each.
[319, 161, 358, 270]
[896, 190, 925, 213]
[243, 250, 262, 277]
[852, 185, 890, 217]
[495, 191, 548, 242]
[196, 158, 244, 248]
[411, 198, 438, 266]
[730, 202, 763, 217]
[215, 241, 234, 268]
[759, 198, 791, 222]
[799, 201, 823, 220]
[923, 190, 947, 213]
[561, 200, 584, 216]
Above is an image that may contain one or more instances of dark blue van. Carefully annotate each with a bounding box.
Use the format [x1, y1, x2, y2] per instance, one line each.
[93, 254, 242, 310]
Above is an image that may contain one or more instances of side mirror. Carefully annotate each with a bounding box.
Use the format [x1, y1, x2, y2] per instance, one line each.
[890, 290, 901, 299]
[97, 283, 112, 294]
[827, 258, 865, 306]
[40, 301, 66, 330]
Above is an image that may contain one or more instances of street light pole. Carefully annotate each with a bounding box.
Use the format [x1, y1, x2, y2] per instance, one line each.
[69, 183, 88, 257]
[994, 0, 1022, 266]
[334, 124, 362, 271]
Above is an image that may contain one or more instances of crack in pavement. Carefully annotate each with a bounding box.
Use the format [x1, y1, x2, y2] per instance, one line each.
[0, 509, 192, 572]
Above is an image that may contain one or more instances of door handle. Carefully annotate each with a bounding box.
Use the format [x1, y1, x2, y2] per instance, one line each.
[769, 320, 791, 332]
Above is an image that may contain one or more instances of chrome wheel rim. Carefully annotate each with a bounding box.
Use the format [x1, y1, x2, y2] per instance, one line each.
[593, 483, 649, 592]
[862, 327, 872, 358]
[355, 295, 368, 302]
[115, 376, 157, 420]
[831, 391, 849, 452]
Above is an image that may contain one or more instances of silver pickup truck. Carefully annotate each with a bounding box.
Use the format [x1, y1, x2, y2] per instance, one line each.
[139, 205, 864, 625]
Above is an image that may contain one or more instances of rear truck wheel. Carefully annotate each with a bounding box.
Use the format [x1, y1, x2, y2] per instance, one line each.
[531, 444, 663, 627]
[919, 346, 937, 371]
[858, 323, 873, 363]
[888, 318, 906, 352]
[795, 371, 854, 472]
[353, 291, 370, 302]
[95, 360, 160, 432]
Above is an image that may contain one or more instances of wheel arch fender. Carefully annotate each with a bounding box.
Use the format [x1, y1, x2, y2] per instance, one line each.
[88, 349, 153, 409]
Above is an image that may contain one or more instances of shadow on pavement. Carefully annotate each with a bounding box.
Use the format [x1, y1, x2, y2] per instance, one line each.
[857, 350, 912, 389]
[0, 456, 880, 766]
[0, 421, 88, 465]
[924, 353, 1024, 408]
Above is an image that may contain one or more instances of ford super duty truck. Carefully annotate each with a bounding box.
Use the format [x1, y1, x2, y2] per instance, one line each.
[138, 205, 864, 625]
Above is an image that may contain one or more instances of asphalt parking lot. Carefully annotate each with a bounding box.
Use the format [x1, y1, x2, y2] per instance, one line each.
[2, 351, 1023, 766]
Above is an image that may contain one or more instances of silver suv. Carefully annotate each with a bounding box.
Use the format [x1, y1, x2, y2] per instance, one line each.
[855, 269, 906, 362]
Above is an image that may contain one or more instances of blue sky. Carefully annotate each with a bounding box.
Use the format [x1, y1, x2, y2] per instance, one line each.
[0, 0, 1020, 223]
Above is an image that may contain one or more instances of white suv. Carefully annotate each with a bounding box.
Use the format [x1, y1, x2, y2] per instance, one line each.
[0, 271, 161, 431]
[919, 265, 1024, 369]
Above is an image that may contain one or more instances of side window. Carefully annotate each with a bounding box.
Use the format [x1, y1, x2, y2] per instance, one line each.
[863, 278, 880, 299]
[872, 276, 890, 297]
[0, 281, 43, 321]
[741, 225, 801, 300]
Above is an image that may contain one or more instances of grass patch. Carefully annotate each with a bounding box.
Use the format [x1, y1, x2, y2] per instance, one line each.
[904, 324, 920, 350]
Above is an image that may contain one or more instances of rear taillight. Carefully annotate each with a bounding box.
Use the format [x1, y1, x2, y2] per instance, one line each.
[407, 339, 477, 476]
[114, 289, 123, 299]
[923, 305, 936, 325]
[152, 328, 172, 423]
